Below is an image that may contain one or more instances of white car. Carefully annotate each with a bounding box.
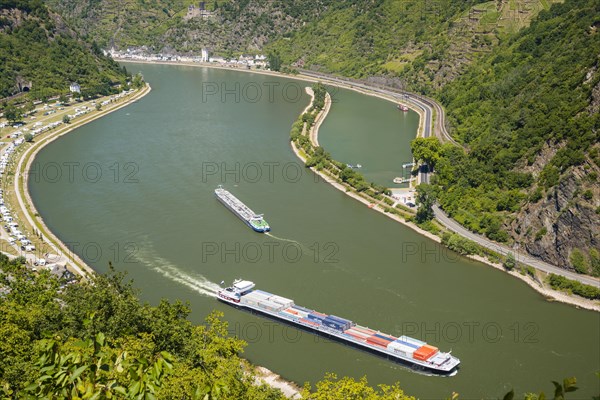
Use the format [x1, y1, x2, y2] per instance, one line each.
[21, 245, 35, 252]
[34, 258, 46, 266]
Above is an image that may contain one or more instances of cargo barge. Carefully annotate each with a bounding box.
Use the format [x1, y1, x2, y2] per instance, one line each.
[215, 186, 270, 232]
[218, 280, 460, 375]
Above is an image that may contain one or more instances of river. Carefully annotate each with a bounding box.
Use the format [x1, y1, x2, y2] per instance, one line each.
[28, 63, 600, 399]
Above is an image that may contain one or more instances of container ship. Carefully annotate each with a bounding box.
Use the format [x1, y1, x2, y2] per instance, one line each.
[215, 186, 270, 232]
[218, 280, 460, 375]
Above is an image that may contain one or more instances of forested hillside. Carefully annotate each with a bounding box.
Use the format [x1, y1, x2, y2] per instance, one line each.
[43, 0, 334, 55]
[433, 0, 600, 273]
[0, 0, 127, 98]
[266, 0, 562, 93]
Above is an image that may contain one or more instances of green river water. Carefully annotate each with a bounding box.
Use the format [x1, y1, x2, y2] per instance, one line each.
[28, 64, 599, 399]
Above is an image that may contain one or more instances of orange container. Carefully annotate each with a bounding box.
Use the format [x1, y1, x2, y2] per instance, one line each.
[366, 335, 392, 347]
[413, 345, 438, 361]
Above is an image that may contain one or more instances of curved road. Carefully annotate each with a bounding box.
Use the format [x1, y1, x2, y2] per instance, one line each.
[300, 70, 599, 288]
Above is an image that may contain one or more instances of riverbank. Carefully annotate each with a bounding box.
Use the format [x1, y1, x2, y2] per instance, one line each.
[292, 85, 600, 312]
[4, 85, 152, 278]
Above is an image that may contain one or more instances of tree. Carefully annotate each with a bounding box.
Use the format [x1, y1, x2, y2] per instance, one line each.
[415, 184, 436, 223]
[24, 133, 33, 142]
[267, 52, 282, 72]
[132, 73, 145, 89]
[58, 94, 68, 104]
[4, 104, 22, 124]
[301, 373, 414, 400]
[95, 103, 102, 111]
[62, 115, 71, 124]
[24, 100, 35, 114]
[569, 249, 589, 274]
[410, 137, 441, 171]
[503, 252, 516, 270]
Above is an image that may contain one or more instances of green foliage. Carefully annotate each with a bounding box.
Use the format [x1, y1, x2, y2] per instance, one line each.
[23, 132, 33, 142]
[301, 373, 414, 400]
[311, 82, 326, 111]
[267, 52, 282, 72]
[411, 137, 442, 170]
[569, 249, 589, 274]
[503, 252, 516, 271]
[63, 115, 71, 124]
[415, 184, 436, 223]
[441, 232, 481, 256]
[547, 274, 600, 300]
[0, 0, 127, 98]
[534, 227, 547, 241]
[3, 103, 22, 123]
[132, 73, 145, 89]
[504, 377, 579, 400]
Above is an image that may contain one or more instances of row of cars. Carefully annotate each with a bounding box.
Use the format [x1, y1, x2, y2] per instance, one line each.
[0, 139, 37, 254]
[1, 200, 35, 252]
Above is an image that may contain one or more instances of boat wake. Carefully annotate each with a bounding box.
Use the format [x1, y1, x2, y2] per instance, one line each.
[134, 246, 220, 298]
[264, 232, 303, 247]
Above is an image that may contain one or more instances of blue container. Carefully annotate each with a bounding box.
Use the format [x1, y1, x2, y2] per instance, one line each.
[374, 333, 395, 341]
[324, 317, 350, 330]
[308, 313, 327, 322]
[322, 321, 345, 331]
[328, 315, 352, 325]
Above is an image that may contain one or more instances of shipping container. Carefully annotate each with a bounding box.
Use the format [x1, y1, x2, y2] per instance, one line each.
[324, 316, 351, 329]
[413, 345, 439, 361]
[242, 291, 271, 302]
[353, 325, 377, 335]
[307, 312, 328, 322]
[344, 331, 366, 341]
[366, 335, 393, 347]
[257, 300, 284, 312]
[327, 315, 353, 325]
[291, 305, 313, 313]
[310, 311, 328, 318]
[344, 329, 370, 340]
[399, 335, 426, 347]
[299, 318, 320, 327]
[322, 321, 345, 331]
[374, 333, 397, 341]
[347, 328, 370, 337]
[280, 310, 300, 320]
[269, 295, 294, 307]
[388, 340, 416, 356]
[290, 308, 309, 318]
[395, 339, 420, 349]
